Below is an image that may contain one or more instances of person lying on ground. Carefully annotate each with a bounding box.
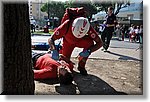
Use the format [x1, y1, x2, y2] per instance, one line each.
[32, 52, 74, 85]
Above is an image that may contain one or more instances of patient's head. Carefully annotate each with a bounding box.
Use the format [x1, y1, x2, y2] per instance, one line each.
[58, 61, 73, 85]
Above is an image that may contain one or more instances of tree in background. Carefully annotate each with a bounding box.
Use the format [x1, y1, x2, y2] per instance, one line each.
[93, 0, 130, 15]
[41, 0, 98, 26]
[3, 3, 35, 95]
[41, 1, 65, 27]
[114, 2, 130, 15]
[65, 0, 97, 21]
[40, 0, 130, 27]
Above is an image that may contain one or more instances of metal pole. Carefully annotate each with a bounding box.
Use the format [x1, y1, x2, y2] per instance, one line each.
[47, 0, 50, 26]
[39, 0, 41, 26]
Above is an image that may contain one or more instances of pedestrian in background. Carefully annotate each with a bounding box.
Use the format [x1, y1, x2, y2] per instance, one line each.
[101, 6, 117, 51]
[130, 25, 136, 42]
[115, 23, 121, 40]
[139, 25, 143, 44]
[128, 24, 134, 42]
[135, 26, 140, 42]
[31, 24, 35, 33]
[121, 24, 126, 41]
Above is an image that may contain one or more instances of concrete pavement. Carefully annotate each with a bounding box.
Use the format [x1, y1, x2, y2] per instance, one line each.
[71, 39, 142, 61]
[32, 36, 142, 61]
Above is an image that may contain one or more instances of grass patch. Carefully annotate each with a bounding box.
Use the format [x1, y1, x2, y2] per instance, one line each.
[31, 30, 54, 35]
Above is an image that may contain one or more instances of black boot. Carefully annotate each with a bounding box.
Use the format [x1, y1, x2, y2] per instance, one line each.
[77, 67, 87, 75]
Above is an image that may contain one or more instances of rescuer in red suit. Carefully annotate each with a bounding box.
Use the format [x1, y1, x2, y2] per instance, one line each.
[48, 8, 103, 75]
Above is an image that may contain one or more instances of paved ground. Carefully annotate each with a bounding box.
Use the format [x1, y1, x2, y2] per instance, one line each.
[34, 38, 143, 95]
[70, 38, 142, 61]
[35, 58, 142, 95]
[33, 38, 142, 61]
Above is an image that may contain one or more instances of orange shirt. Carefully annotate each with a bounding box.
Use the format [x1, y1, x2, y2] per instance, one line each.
[33, 54, 74, 79]
[34, 54, 60, 79]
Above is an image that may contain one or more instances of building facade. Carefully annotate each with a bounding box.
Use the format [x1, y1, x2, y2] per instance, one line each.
[29, 0, 48, 26]
[117, 2, 143, 20]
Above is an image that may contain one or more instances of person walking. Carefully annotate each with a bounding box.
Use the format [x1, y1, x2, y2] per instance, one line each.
[121, 24, 126, 41]
[139, 25, 143, 44]
[135, 26, 140, 42]
[115, 23, 121, 40]
[128, 24, 134, 42]
[101, 6, 117, 51]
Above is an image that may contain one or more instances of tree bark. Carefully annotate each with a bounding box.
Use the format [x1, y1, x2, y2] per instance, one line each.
[3, 3, 35, 95]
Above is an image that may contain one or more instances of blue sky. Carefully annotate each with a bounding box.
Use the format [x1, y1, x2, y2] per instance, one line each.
[29, 0, 143, 3]
[130, 0, 143, 3]
[37, 0, 143, 2]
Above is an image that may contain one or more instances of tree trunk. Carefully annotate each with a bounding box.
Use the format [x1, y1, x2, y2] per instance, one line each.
[3, 3, 35, 95]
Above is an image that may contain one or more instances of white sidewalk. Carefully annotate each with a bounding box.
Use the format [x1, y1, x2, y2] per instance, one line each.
[32, 37, 142, 61]
[71, 38, 142, 61]
[71, 47, 142, 61]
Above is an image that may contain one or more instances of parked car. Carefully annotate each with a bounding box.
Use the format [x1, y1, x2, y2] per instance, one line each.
[31, 34, 50, 50]
[31, 34, 62, 51]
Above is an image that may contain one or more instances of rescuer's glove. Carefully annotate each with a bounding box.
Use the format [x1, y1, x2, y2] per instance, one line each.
[51, 50, 59, 61]
[79, 49, 91, 58]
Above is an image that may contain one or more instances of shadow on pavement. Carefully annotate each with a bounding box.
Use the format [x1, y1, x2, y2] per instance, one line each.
[55, 71, 127, 95]
[106, 51, 141, 61]
[110, 46, 137, 49]
[55, 84, 77, 95]
[35, 78, 59, 85]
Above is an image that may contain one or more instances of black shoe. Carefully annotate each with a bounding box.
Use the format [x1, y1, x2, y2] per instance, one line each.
[104, 49, 107, 52]
[101, 48, 105, 51]
[77, 67, 88, 75]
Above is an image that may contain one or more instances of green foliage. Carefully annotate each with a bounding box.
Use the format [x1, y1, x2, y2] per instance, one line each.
[94, 3, 115, 13]
[48, 1, 65, 18]
[40, 0, 130, 22]
[114, 2, 130, 15]
[41, 1, 65, 19]
[41, 0, 98, 21]
[93, 0, 130, 15]
[32, 30, 54, 35]
[41, 3, 48, 13]
[66, 0, 97, 20]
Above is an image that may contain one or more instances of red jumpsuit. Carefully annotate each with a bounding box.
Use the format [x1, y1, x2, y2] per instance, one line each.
[33, 54, 73, 79]
[52, 20, 99, 68]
